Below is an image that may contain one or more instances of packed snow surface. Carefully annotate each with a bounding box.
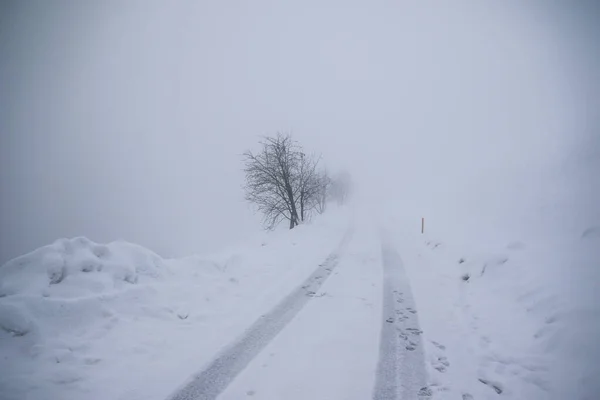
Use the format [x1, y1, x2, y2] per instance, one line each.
[0, 211, 349, 400]
[1, 208, 597, 400]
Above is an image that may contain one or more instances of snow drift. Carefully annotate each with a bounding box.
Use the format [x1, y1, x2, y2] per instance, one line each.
[385, 216, 600, 400]
[0, 237, 167, 299]
[0, 210, 351, 400]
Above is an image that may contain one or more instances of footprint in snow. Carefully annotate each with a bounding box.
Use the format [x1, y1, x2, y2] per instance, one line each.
[405, 338, 419, 351]
[479, 378, 503, 394]
[431, 341, 446, 350]
[418, 386, 433, 397]
[433, 356, 450, 372]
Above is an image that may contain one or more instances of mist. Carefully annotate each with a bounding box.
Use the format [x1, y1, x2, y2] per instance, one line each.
[2, 2, 600, 399]
[1, 1, 598, 261]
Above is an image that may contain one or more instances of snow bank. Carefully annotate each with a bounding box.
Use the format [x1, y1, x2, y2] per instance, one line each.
[0, 237, 172, 399]
[387, 218, 600, 400]
[0, 210, 351, 400]
[0, 237, 168, 299]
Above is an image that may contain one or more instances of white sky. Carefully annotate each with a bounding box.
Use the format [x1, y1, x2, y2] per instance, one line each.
[1, 1, 598, 262]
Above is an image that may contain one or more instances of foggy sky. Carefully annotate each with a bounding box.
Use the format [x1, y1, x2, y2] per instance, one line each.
[1, 1, 598, 263]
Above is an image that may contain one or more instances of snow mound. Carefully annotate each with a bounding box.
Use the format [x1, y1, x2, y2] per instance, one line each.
[0, 237, 168, 298]
[398, 225, 600, 400]
[0, 211, 351, 400]
[0, 237, 177, 399]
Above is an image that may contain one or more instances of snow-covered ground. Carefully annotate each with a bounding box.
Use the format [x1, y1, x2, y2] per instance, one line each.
[385, 216, 600, 400]
[1, 207, 598, 400]
[217, 225, 386, 400]
[0, 210, 350, 400]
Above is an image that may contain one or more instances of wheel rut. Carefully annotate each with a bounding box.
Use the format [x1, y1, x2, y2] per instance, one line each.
[167, 228, 354, 400]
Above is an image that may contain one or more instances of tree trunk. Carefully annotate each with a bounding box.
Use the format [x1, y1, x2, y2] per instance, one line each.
[285, 183, 299, 229]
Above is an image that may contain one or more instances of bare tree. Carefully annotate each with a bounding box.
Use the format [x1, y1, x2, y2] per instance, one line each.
[295, 152, 321, 222]
[313, 170, 331, 214]
[243, 133, 301, 229]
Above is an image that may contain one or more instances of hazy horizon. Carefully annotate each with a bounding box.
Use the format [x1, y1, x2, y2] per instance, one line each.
[1, 1, 598, 262]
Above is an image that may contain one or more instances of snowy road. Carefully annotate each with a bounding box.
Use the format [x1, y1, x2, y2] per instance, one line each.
[374, 238, 427, 400]
[167, 227, 426, 400]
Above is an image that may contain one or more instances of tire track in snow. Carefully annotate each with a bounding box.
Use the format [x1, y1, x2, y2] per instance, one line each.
[373, 240, 428, 400]
[167, 228, 354, 400]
